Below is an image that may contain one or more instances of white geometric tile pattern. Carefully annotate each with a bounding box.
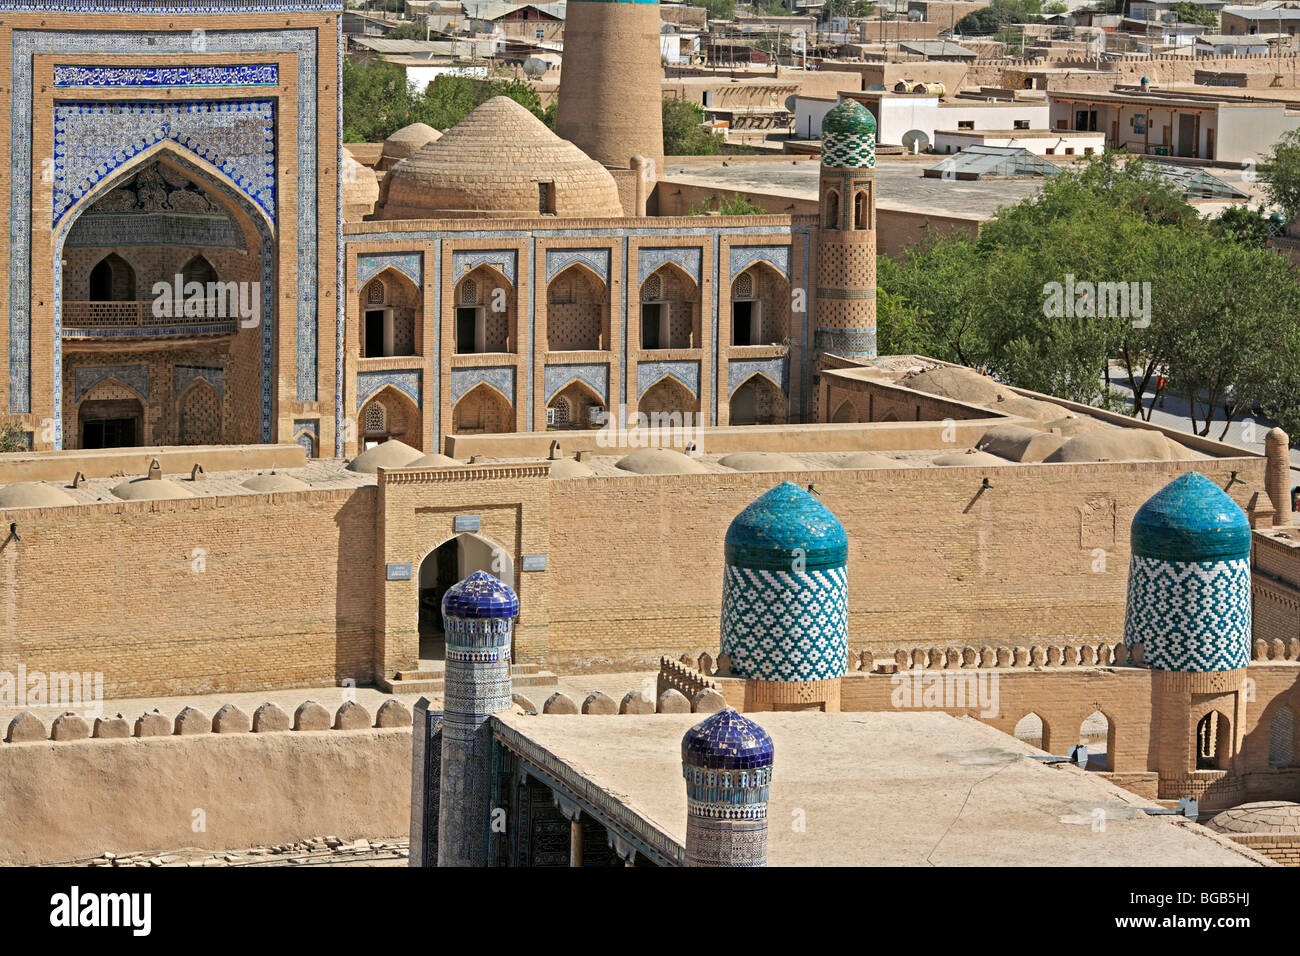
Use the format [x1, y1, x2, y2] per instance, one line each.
[1123, 554, 1251, 672]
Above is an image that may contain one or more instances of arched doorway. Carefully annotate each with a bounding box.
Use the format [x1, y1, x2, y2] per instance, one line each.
[1079, 710, 1113, 771]
[547, 379, 605, 430]
[639, 375, 696, 422]
[359, 385, 421, 450]
[639, 264, 700, 350]
[88, 253, 135, 301]
[77, 378, 145, 449]
[1013, 712, 1048, 752]
[729, 374, 786, 426]
[1196, 710, 1233, 770]
[730, 263, 788, 346]
[417, 533, 515, 658]
[360, 268, 420, 358]
[453, 382, 513, 434]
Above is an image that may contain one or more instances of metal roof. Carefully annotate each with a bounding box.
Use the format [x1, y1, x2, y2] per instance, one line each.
[898, 40, 978, 57]
[1149, 161, 1249, 199]
[923, 146, 1064, 180]
[1221, 5, 1300, 17]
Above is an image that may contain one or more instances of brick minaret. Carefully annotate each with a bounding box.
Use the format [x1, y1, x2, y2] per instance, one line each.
[555, 0, 664, 174]
[1124, 472, 1252, 809]
[437, 570, 517, 866]
[681, 708, 774, 867]
[814, 99, 878, 366]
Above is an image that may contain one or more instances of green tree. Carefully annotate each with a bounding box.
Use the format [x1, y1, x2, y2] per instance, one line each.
[697, 0, 735, 18]
[1260, 128, 1300, 224]
[0, 423, 28, 453]
[1170, 1, 1217, 27]
[956, 0, 1044, 34]
[662, 97, 726, 155]
[1210, 204, 1273, 247]
[688, 193, 767, 215]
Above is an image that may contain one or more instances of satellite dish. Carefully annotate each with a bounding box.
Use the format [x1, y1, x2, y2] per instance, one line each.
[867, 82, 886, 91]
[522, 57, 548, 78]
[901, 129, 930, 153]
[784, 94, 799, 113]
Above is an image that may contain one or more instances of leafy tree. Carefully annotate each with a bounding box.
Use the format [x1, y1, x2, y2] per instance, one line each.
[688, 193, 767, 215]
[879, 155, 1300, 439]
[1210, 205, 1273, 247]
[662, 97, 726, 155]
[384, 22, 428, 40]
[955, 0, 1044, 34]
[343, 59, 552, 142]
[1170, 1, 1217, 27]
[697, 0, 735, 18]
[0, 423, 28, 453]
[1260, 128, 1300, 225]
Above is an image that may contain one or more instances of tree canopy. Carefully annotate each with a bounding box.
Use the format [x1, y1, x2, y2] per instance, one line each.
[879, 154, 1300, 441]
[342, 59, 553, 143]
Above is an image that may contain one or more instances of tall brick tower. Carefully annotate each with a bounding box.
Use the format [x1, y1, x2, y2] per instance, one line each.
[814, 99, 878, 364]
[1123, 471, 1252, 810]
[555, 0, 664, 173]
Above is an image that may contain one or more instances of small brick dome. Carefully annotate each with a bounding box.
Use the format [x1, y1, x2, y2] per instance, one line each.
[380, 122, 441, 167]
[681, 708, 774, 771]
[442, 570, 519, 620]
[378, 97, 624, 220]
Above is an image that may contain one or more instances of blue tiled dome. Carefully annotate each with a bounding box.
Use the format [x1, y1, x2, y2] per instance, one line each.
[725, 481, 848, 571]
[441, 570, 519, 620]
[1130, 472, 1250, 563]
[681, 708, 774, 771]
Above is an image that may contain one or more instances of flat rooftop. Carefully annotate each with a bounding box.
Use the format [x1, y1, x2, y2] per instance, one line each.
[662, 157, 1047, 219]
[495, 710, 1267, 866]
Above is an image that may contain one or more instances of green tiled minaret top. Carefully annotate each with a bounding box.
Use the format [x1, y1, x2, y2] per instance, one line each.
[821, 99, 876, 169]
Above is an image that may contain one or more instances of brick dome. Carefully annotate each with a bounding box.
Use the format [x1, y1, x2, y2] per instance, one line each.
[377, 97, 624, 220]
[380, 122, 441, 167]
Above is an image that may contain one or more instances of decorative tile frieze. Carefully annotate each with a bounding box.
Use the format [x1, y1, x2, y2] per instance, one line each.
[358, 252, 422, 289]
[74, 363, 148, 403]
[544, 363, 608, 404]
[54, 63, 279, 88]
[52, 100, 277, 225]
[638, 246, 702, 286]
[452, 250, 517, 287]
[728, 357, 788, 396]
[729, 244, 790, 279]
[357, 369, 422, 408]
[637, 360, 699, 399]
[545, 248, 610, 284]
[450, 366, 514, 405]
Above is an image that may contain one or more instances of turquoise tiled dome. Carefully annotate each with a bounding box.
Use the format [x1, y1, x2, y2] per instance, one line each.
[1124, 472, 1251, 672]
[725, 481, 848, 572]
[823, 99, 877, 136]
[1130, 472, 1250, 562]
[720, 483, 849, 683]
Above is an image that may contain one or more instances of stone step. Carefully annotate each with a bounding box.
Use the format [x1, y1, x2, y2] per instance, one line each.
[378, 669, 558, 696]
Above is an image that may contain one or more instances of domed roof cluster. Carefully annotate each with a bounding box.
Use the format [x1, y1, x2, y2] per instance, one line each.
[681, 707, 774, 771]
[442, 570, 519, 620]
[1130, 471, 1250, 563]
[725, 481, 848, 571]
[377, 97, 624, 221]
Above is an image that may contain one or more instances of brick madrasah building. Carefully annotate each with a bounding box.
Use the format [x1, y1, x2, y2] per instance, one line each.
[4, 0, 1300, 863]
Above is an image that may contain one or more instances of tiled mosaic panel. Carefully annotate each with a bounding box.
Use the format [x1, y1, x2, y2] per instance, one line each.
[52, 100, 277, 224]
[730, 244, 790, 279]
[720, 565, 848, 682]
[545, 248, 610, 285]
[823, 131, 876, 169]
[356, 369, 420, 409]
[544, 364, 608, 405]
[637, 360, 699, 399]
[685, 817, 767, 867]
[1123, 555, 1251, 672]
[728, 357, 788, 396]
[54, 64, 279, 87]
[9, 27, 318, 421]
